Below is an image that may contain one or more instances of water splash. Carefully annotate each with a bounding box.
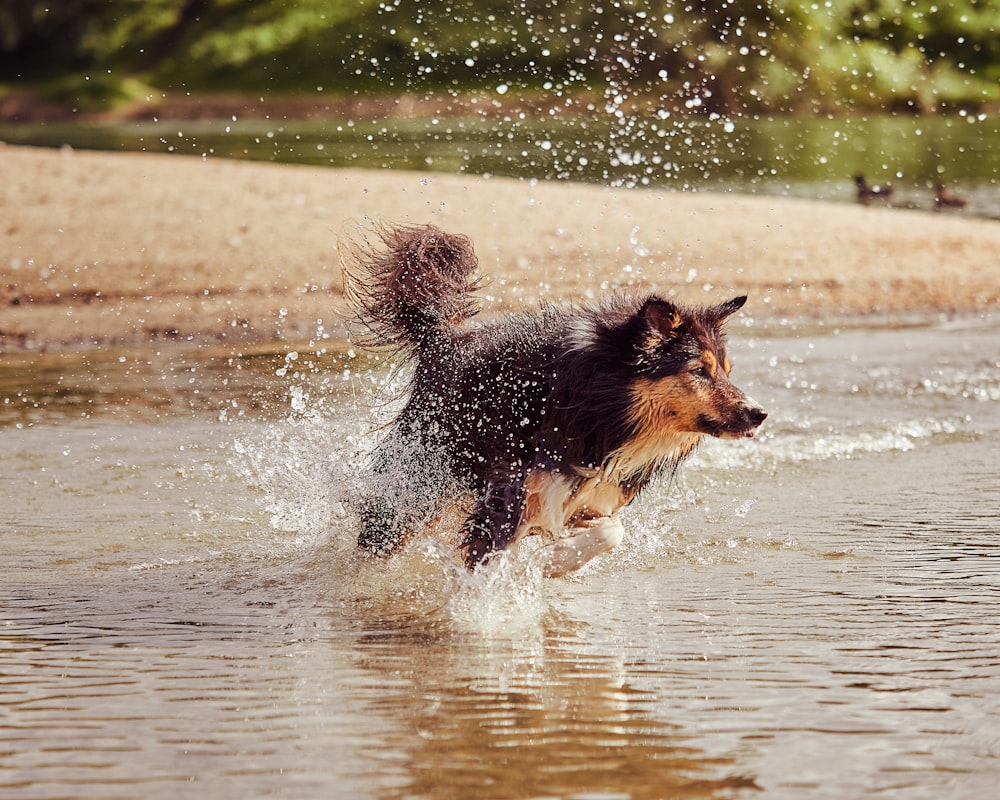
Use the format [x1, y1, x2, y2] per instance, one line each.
[443, 547, 549, 636]
[230, 377, 363, 551]
[228, 362, 557, 636]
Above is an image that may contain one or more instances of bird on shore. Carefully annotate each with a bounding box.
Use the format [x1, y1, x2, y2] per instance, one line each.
[934, 182, 967, 211]
[854, 174, 894, 205]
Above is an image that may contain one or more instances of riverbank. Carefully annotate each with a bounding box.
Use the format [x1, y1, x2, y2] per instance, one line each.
[0, 87, 591, 124]
[2, 143, 999, 351]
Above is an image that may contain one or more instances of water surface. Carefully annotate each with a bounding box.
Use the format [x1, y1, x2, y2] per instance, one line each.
[2, 317, 999, 798]
[3, 113, 998, 218]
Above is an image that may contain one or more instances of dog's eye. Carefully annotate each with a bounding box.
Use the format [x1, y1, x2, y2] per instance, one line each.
[691, 365, 712, 380]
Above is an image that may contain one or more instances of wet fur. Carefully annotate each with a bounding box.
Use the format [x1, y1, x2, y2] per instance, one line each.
[342, 222, 766, 573]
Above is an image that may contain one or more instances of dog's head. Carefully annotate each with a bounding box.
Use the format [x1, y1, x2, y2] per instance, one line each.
[627, 295, 766, 439]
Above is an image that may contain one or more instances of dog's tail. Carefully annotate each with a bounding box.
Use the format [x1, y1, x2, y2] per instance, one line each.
[340, 221, 481, 353]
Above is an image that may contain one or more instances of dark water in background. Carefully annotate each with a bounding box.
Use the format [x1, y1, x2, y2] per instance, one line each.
[2, 113, 999, 218]
[2, 316, 999, 798]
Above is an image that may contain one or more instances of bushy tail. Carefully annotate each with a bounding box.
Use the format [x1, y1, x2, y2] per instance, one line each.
[340, 221, 481, 353]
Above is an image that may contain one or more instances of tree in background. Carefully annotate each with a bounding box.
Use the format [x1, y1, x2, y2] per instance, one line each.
[1, 0, 996, 114]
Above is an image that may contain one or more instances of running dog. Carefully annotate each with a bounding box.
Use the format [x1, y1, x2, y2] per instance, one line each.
[341, 222, 766, 576]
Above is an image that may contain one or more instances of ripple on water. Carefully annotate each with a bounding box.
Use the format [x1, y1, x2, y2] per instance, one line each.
[3, 321, 1000, 799]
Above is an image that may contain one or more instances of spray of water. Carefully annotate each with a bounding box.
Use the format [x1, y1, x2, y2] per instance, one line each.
[225, 353, 564, 636]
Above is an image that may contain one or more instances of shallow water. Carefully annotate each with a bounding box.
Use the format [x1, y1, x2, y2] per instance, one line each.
[3, 317, 1000, 799]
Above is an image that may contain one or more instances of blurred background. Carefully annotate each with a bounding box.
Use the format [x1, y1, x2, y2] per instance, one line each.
[2, 0, 998, 211]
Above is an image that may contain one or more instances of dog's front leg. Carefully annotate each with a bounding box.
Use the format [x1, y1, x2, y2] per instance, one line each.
[542, 516, 625, 578]
[460, 475, 526, 569]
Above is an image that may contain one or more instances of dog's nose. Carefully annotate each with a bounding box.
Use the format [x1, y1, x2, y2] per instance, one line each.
[746, 407, 767, 427]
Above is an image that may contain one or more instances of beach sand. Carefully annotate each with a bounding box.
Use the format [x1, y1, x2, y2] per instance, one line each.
[2, 142, 998, 351]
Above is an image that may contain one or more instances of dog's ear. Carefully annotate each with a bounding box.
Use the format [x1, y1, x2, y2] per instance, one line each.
[633, 298, 684, 364]
[712, 295, 747, 321]
[639, 297, 684, 337]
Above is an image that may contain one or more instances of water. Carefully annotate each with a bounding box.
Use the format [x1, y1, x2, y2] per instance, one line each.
[2, 113, 999, 218]
[3, 315, 999, 798]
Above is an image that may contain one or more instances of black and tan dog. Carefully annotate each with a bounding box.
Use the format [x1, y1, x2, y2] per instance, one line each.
[341, 223, 766, 576]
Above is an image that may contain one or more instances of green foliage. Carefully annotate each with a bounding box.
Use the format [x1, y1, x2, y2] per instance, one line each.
[180, 1, 378, 70]
[38, 73, 153, 112]
[1, 0, 997, 113]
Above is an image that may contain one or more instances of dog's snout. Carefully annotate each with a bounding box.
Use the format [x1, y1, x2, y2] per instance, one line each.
[746, 406, 767, 428]
[726, 402, 766, 439]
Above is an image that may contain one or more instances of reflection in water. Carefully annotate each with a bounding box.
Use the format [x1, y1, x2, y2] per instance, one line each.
[2, 319, 1000, 798]
[1, 572, 757, 800]
[348, 620, 758, 799]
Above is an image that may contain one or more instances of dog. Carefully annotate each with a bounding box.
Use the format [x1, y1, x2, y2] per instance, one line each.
[341, 222, 766, 576]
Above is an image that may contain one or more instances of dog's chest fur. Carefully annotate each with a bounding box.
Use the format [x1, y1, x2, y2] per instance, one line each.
[520, 430, 702, 537]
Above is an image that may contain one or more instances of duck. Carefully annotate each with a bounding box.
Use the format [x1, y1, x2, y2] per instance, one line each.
[934, 182, 967, 210]
[854, 174, 894, 205]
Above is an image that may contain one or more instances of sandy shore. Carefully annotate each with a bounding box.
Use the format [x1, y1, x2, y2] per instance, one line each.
[2, 142, 998, 351]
